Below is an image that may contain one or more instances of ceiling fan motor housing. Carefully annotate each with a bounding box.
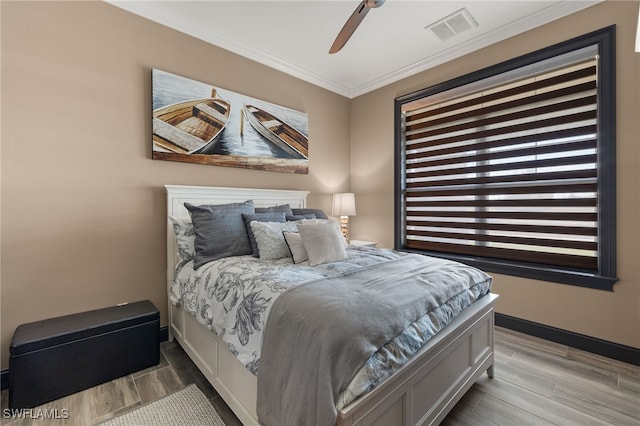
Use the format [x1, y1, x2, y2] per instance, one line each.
[365, 0, 385, 9]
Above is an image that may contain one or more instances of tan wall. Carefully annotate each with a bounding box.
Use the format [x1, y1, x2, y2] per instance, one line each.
[0, 1, 351, 369]
[350, 1, 640, 348]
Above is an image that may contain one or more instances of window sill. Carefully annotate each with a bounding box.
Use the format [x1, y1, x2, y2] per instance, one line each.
[398, 248, 618, 291]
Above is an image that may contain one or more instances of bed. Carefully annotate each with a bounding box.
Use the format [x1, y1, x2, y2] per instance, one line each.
[165, 184, 498, 426]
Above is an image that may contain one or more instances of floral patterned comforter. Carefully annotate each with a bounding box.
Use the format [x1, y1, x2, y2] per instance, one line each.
[169, 246, 492, 408]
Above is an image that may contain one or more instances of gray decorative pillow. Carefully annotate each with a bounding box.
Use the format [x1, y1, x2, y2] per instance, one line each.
[169, 216, 195, 262]
[283, 231, 308, 264]
[250, 221, 298, 260]
[242, 212, 286, 257]
[291, 208, 328, 219]
[286, 214, 316, 221]
[297, 221, 347, 266]
[185, 200, 255, 269]
[255, 204, 293, 216]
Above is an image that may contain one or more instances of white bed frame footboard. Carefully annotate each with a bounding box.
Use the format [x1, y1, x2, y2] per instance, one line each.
[165, 185, 498, 426]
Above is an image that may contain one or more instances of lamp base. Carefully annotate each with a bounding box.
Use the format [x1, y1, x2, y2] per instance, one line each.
[339, 215, 350, 244]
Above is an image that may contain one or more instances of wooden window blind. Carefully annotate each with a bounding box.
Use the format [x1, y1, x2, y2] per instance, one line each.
[394, 27, 617, 290]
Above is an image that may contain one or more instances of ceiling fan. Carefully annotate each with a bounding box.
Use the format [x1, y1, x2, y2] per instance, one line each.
[329, 0, 386, 54]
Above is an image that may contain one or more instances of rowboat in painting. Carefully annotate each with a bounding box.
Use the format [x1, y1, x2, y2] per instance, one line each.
[153, 89, 230, 154]
[242, 104, 308, 159]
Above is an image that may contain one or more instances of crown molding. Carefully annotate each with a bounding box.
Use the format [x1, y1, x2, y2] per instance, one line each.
[107, 1, 353, 96]
[347, 0, 602, 98]
[107, 1, 601, 99]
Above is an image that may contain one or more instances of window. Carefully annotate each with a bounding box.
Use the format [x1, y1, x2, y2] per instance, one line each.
[394, 27, 617, 290]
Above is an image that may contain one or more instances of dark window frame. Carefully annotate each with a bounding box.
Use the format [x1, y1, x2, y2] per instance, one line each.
[394, 26, 617, 291]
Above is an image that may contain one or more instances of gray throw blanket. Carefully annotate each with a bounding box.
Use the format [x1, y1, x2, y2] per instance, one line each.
[256, 254, 491, 426]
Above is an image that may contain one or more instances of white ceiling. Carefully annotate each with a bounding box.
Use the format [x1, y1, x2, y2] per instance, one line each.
[108, 0, 601, 98]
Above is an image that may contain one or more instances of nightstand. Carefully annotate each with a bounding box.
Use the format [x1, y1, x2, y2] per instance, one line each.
[349, 239, 377, 248]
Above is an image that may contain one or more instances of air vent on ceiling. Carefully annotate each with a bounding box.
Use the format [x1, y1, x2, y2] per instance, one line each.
[425, 8, 478, 42]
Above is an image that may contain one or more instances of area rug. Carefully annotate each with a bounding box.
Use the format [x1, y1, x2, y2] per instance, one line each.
[100, 384, 225, 426]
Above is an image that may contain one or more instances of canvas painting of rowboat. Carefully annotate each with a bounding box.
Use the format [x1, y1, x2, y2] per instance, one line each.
[152, 69, 309, 174]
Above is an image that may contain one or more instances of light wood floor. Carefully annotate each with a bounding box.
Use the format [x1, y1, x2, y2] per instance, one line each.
[1, 327, 638, 425]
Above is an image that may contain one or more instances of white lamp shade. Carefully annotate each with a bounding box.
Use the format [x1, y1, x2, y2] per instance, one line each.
[332, 193, 356, 216]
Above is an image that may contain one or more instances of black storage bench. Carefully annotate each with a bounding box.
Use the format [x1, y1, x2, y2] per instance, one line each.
[9, 300, 159, 409]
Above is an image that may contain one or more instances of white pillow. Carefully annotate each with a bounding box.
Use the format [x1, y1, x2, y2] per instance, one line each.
[297, 221, 347, 266]
[298, 218, 348, 247]
[250, 221, 298, 260]
[283, 232, 308, 264]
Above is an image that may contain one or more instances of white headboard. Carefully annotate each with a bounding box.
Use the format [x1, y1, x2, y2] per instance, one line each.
[166, 185, 309, 219]
[164, 185, 310, 309]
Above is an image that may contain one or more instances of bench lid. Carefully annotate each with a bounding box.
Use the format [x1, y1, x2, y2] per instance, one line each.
[10, 300, 159, 355]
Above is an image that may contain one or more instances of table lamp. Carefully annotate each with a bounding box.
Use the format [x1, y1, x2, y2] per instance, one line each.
[332, 193, 356, 243]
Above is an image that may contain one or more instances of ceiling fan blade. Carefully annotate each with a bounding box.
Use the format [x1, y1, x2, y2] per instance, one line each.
[329, 0, 370, 54]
